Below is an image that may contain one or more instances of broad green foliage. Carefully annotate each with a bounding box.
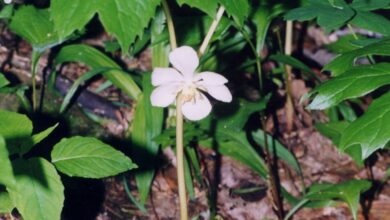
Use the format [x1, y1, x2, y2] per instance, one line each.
[315, 121, 349, 146]
[19, 123, 59, 155]
[50, 0, 160, 53]
[308, 63, 390, 110]
[176, 0, 218, 17]
[55, 44, 141, 99]
[285, 0, 390, 35]
[324, 39, 390, 76]
[0, 136, 14, 187]
[305, 180, 371, 220]
[131, 74, 163, 204]
[51, 136, 137, 178]
[285, 0, 354, 32]
[339, 92, 390, 160]
[350, 0, 390, 11]
[9, 6, 62, 52]
[0, 109, 32, 154]
[0, 191, 13, 213]
[8, 158, 64, 220]
[0, 110, 136, 219]
[219, 0, 250, 26]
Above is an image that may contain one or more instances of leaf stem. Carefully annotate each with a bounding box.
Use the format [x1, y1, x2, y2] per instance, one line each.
[198, 6, 225, 56]
[162, 0, 177, 50]
[176, 95, 188, 220]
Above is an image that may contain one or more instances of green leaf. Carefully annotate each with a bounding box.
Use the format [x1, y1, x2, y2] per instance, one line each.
[325, 35, 362, 53]
[176, 0, 218, 17]
[55, 44, 141, 99]
[50, 0, 97, 39]
[201, 129, 268, 178]
[0, 73, 9, 88]
[308, 63, 390, 110]
[51, 136, 137, 178]
[340, 92, 390, 160]
[252, 130, 302, 176]
[59, 67, 112, 113]
[0, 136, 14, 187]
[19, 123, 59, 156]
[0, 110, 32, 155]
[351, 0, 390, 11]
[315, 121, 349, 146]
[8, 158, 64, 220]
[324, 38, 390, 76]
[9, 6, 62, 52]
[304, 180, 371, 220]
[351, 11, 390, 36]
[0, 191, 14, 213]
[284, 0, 355, 32]
[51, 0, 160, 53]
[219, 0, 250, 26]
[0, 5, 14, 19]
[270, 54, 320, 81]
[97, 0, 160, 53]
[132, 73, 163, 204]
[215, 97, 269, 131]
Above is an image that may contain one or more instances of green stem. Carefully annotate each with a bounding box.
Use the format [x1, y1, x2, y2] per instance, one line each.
[198, 6, 225, 56]
[238, 27, 264, 94]
[162, 0, 177, 50]
[31, 51, 41, 112]
[176, 95, 188, 220]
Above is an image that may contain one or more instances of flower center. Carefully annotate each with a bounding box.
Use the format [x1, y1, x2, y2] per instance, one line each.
[181, 82, 198, 103]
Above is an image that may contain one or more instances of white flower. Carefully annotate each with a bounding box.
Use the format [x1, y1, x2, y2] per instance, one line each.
[151, 46, 232, 121]
[4, 0, 11, 4]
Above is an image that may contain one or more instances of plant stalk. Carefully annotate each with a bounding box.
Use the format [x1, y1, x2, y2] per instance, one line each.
[31, 51, 41, 111]
[262, 118, 285, 220]
[176, 95, 188, 220]
[162, 0, 177, 50]
[198, 6, 225, 56]
[284, 21, 294, 132]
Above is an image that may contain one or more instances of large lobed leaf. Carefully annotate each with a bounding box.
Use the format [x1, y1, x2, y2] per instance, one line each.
[308, 63, 390, 110]
[339, 92, 390, 160]
[324, 39, 390, 76]
[50, 0, 160, 53]
[176, 0, 218, 17]
[284, 0, 355, 32]
[219, 0, 250, 26]
[51, 136, 137, 178]
[8, 158, 64, 220]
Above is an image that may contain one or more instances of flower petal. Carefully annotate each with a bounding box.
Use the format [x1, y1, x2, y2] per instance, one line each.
[203, 85, 232, 102]
[181, 93, 212, 121]
[150, 84, 181, 107]
[169, 46, 199, 78]
[194, 71, 228, 85]
[152, 67, 184, 86]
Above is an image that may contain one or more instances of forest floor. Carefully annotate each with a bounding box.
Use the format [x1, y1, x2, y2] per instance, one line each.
[0, 24, 390, 220]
